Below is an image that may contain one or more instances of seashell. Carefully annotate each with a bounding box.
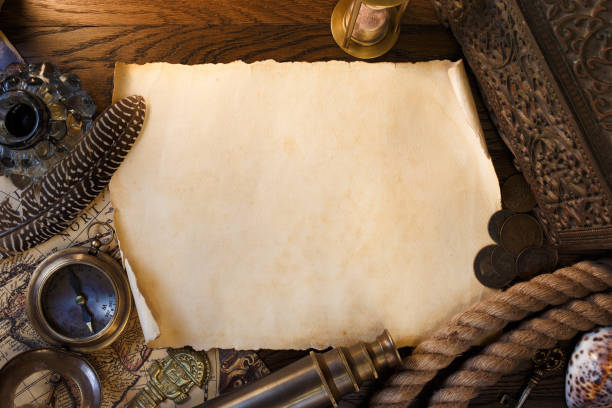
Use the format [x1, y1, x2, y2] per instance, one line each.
[566, 327, 612, 408]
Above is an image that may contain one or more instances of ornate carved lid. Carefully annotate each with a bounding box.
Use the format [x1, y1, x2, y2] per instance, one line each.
[433, 0, 612, 251]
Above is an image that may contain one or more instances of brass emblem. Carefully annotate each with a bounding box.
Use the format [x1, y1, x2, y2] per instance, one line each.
[128, 348, 210, 408]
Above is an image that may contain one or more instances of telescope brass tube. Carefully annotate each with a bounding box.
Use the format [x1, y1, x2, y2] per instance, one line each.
[200, 330, 401, 408]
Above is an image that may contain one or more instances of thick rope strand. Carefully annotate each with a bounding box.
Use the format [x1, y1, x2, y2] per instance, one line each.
[427, 292, 612, 407]
[370, 259, 612, 408]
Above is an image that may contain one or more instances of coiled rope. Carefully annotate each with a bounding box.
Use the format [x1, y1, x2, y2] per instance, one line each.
[371, 259, 612, 408]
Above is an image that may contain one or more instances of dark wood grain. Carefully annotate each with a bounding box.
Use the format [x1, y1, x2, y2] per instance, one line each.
[1, 0, 441, 26]
[0, 0, 566, 406]
[1, 23, 460, 111]
[471, 371, 567, 408]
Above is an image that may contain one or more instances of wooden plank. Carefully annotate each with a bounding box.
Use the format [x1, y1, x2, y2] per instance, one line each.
[0, 0, 441, 27]
[472, 371, 566, 408]
[1, 24, 460, 110]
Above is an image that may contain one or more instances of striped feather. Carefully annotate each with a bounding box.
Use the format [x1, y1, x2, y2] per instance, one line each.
[0, 95, 146, 259]
[0, 198, 21, 231]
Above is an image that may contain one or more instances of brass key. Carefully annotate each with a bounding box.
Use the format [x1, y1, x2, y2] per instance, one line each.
[513, 348, 565, 408]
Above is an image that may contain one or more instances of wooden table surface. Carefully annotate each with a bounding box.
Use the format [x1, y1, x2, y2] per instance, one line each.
[0, 0, 570, 406]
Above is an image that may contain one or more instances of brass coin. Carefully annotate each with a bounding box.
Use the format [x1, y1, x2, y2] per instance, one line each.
[501, 174, 537, 213]
[499, 214, 543, 255]
[474, 245, 510, 289]
[488, 209, 513, 243]
[490, 245, 517, 287]
[516, 246, 558, 280]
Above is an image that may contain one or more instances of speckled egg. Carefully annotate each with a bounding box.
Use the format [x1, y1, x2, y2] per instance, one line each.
[566, 327, 612, 408]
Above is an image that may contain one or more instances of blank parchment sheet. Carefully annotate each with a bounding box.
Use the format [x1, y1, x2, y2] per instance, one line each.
[111, 60, 500, 350]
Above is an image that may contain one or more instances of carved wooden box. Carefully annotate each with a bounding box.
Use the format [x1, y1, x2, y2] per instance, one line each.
[431, 0, 612, 253]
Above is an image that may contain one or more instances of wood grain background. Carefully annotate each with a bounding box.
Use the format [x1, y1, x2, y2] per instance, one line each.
[0, 0, 569, 406]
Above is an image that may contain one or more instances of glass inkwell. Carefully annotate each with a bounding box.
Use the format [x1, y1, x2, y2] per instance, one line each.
[0, 62, 95, 188]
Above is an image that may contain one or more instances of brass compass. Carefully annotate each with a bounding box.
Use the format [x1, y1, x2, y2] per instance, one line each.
[27, 222, 132, 352]
[0, 348, 102, 408]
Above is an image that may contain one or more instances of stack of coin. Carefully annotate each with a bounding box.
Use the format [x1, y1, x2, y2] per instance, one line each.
[499, 213, 543, 255]
[475, 174, 558, 288]
[474, 244, 516, 289]
[501, 174, 537, 213]
[515, 246, 558, 280]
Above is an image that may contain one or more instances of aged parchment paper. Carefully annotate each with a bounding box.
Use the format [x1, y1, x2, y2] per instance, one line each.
[111, 60, 500, 350]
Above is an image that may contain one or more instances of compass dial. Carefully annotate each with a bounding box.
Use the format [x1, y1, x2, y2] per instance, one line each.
[28, 246, 131, 351]
[41, 263, 117, 339]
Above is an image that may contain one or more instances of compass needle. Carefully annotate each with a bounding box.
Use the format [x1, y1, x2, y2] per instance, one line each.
[68, 268, 82, 294]
[69, 268, 96, 334]
[45, 373, 61, 408]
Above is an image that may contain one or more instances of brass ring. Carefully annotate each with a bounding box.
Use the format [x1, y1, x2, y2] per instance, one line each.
[86, 221, 115, 246]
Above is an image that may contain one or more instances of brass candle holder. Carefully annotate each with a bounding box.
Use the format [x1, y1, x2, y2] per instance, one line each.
[331, 0, 410, 59]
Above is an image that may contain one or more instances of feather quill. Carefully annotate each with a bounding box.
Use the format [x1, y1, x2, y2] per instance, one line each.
[0, 95, 146, 259]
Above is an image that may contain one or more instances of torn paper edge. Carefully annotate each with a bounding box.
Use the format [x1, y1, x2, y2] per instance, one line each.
[120, 245, 161, 342]
[447, 60, 490, 157]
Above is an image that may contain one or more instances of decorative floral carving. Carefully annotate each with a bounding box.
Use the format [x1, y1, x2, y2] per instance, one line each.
[433, 0, 612, 246]
[542, 0, 612, 131]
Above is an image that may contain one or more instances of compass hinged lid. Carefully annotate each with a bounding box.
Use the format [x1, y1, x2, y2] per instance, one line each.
[0, 348, 102, 408]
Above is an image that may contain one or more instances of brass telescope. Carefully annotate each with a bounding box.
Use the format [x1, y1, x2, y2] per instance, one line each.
[200, 330, 401, 408]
